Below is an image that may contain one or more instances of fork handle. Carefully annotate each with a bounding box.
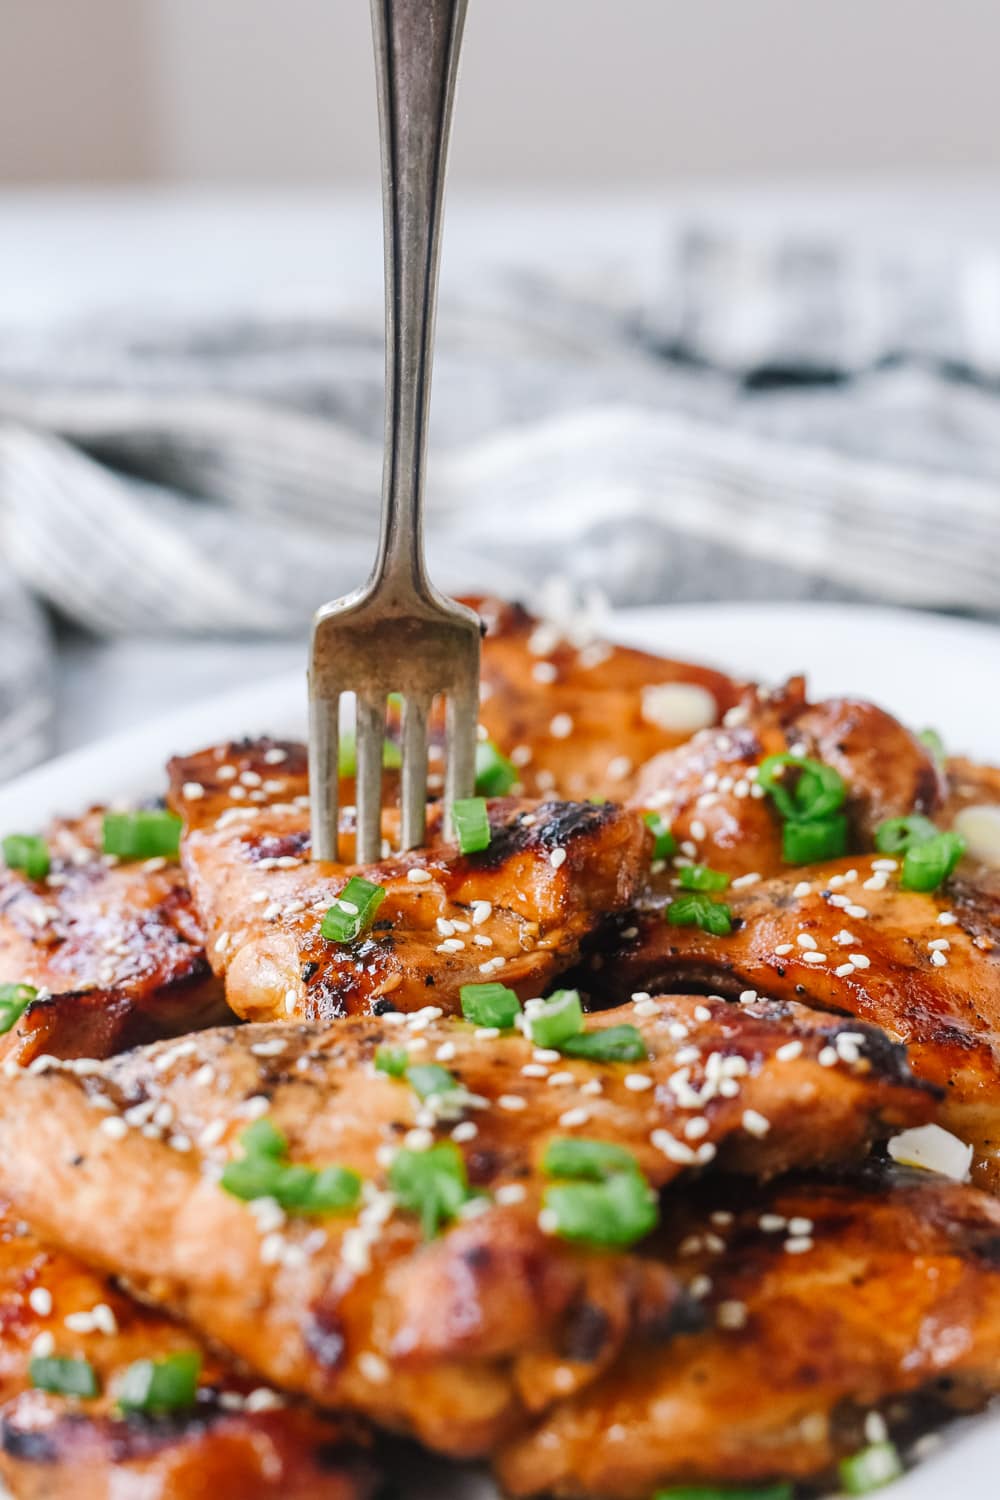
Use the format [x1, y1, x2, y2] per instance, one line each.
[369, 0, 467, 602]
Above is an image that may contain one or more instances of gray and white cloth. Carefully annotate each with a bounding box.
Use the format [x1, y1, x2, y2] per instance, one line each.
[2, 227, 1000, 781]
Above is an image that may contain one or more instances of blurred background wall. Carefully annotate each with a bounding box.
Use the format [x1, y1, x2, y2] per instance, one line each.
[4, 0, 1000, 185]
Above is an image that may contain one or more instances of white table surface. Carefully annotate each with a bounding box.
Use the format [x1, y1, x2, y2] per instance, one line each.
[4, 178, 1000, 754]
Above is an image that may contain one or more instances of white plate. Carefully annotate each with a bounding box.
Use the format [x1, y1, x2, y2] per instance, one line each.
[0, 601, 998, 1499]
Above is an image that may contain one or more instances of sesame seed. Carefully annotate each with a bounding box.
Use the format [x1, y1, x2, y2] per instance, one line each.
[793, 881, 812, 898]
[872, 858, 898, 872]
[834, 929, 857, 945]
[731, 872, 761, 889]
[496, 1183, 527, 1206]
[606, 755, 633, 782]
[407, 867, 432, 885]
[742, 1109, 771, 1137]
[928, 938, 950, 951]
[28, 1287, 53, 1316]
[774, 943, 793, 956]
[845, 903, 869, 919]
[818, 1047, 839, 1067]
[796, 933, 817, 949]
[788, 1216, 814, 1235]
[931, 950, 948, 967]
[404, 1128, 434, 1152]
[283, 988, 298, 1015]
[694, 1004, 712, 1023]
[510, 745, 533, 767]
[801, 950, 827, 963]
[784, 1235, 814, 1254]
[217, 765, 237, 781]
[938, 911, 957, 926]
[532, 661, 558, 684]
[684, 1117, 710, 1140]
[471, 900, 492, 925]
[436, 938, 465, 954]
[31, 1332, 55, 1358]
[451, 1121, 478, 1142]
[759, 1213, 787, 1231]
[835, 963, 856, 977]
[358, 1352, 390, 1384]
[624, 1073, 653, 1092]
[776, 1040, 803, 1062]
[100, 1116, 128, 1140]
[263, 748, 288, 765]
[549, 848, 567, 869]
[690, 819, 707, 842]
[498, 1095, 527, 1112]
[689, 1274, 713, 1298]
[538, 1209, 559, 1235]
[717, 1300, 748, 1330]
[738, 989, 758, 1005]
[549, 713, 573, 739]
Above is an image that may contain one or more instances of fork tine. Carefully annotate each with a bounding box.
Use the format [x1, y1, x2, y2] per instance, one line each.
[355, 694, 386, 865]
[443, 682, 479, 837]
[400, 693, 430, 851]
[308, 693, 340, 863]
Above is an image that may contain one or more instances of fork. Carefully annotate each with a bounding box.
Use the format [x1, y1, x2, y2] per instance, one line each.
[308, 0, 481, 864]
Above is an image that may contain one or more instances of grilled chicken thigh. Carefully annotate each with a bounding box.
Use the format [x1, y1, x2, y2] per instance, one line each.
[167, 739, 648, 1023]
[498, 1164, 1000, 1497]
[0, 809, 226, 1065]
[632, 678, 944, 881]
[0, 1201, 371, 1500]
[603, 852, 1000, 1186]
[0, 996, 930, 1457]
[465, 597, 742, 801]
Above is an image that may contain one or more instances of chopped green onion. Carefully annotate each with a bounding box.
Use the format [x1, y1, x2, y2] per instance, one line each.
[30, 1355, 99, 1399]
[874, 814, 938, 854]
[221, 1122, 361, 1216]
[644, 811, 677, 860]
[677, 863, 730, 892]
[2, 834, 50, 881]
[559, 1024, 648, 1063]
[337, 731, 401, 777]
[666, 894, 733, 936]
[782, 813, 848, 864]
[654, 1485, 794, 1500]
[102, 810, 181, 861]
[475, 740, 517, 797]
[757, 754, 847, 823]
[525, 989, 584, 1048]
[239, 1116, 288, 1159]
[918, 727, 946, 765]
[389, 1142, 475, 1239]
[0, 983, 37, 1036]
[452, 797, 491, 855]
[406, 1063, 458, 1100]
[542, 1137, 642, 1182]
[460, 982, 522, 1029]
[321, 876, 386, 943]
[542, 1168, 658, 1248]
[375, 1045, 409, 1077]
[838, 1440, 903, 1494]
[900, 831, 965, 892]
[117, 1350, 201, 1414]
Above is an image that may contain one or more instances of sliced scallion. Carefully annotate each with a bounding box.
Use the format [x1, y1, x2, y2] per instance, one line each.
[475, 740, 517, 797]
[677, 863, 730, 892]
[2, 833, 50, 881]
[30, 1355, 99, 1399]
[644, 811, 677, 861]
[874, 814, 938, 854]
[782, 813, 848, 864]
[320, 876, 386, 943]
[666, 893, 733, 936]
[459, 982, 522, 1029]
[452, 797, 491, 855]
[525, 989, 584, 1048]
[900, 831, 965, 893]
[102, 810, 181, 861]
[838, 1440, 903, 1494]
[389, 1142, 475, 1239]
[375, 1045, 409, 1077]
[117, 1350, 201, 1414]
[559, 1024, 648, 1063]
[757, 754, 847, 823]
[0, 982, 37, 1035]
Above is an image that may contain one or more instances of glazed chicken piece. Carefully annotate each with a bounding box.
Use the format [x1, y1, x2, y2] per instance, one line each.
[498, 1163, 1000, 1497]
[600, 851, 1000, 1187]
[632, 677, 945, 881]
[0, 808, 226, 1066]
[0, 1201, 371, 1500]
[0, 996, 931, 1457]
[166, 738, 648, 1023]
[465, 596, 742, 801]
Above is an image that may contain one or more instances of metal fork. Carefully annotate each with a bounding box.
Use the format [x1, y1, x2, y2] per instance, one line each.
[308, 0, 480, 864]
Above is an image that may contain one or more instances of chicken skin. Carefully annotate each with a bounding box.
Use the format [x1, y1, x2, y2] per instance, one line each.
[498, 1164, 1000, 1497]
[0, 808, 226, 1066]
[0, 1201, 371, 1500]
[0, 996, 930, 1458]
[599, 851, 1000, 1187]
[466, 596, 742, 801]
[166, 738, 648, 1024]
[632, 677, 945, 882]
